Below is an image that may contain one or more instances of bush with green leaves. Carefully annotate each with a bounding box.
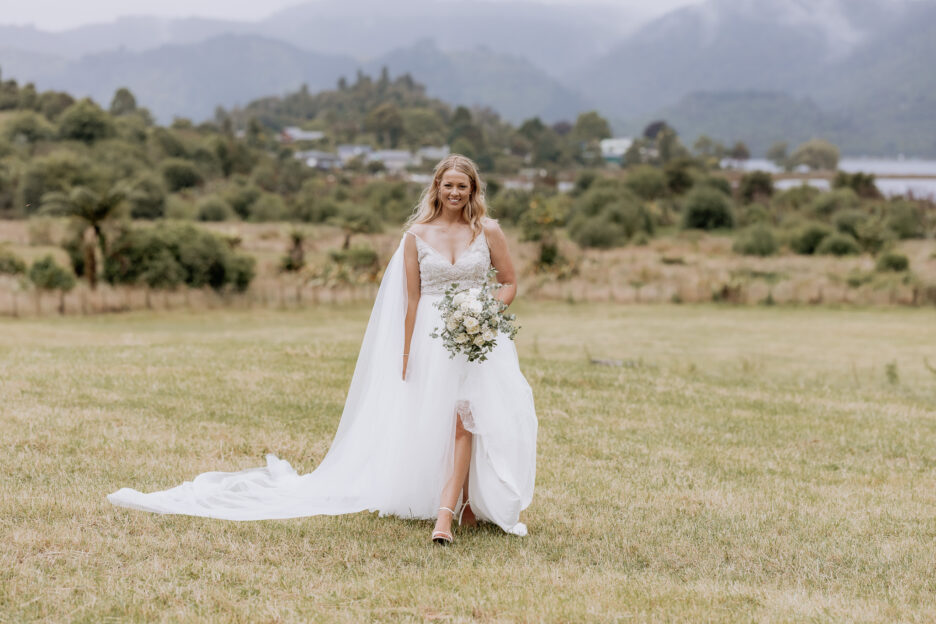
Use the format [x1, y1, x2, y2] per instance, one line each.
[833, 209, 868, 239]
[16, 151, 103, 213]
[733, 225, 778, 256]
[3, 110, 55, 144]
[160, 158, 204, 192]
[816, 233, 860, 256]
[625, 166, 667, 200]
[697, 176, 732, 197]
[248, 193, 289, 222]
[0, 247, 27, 275]
[489, 189, 532, 225]
[663, 159, 694, 195]
[790, 222, 833, 255]
[773, 183, 821, 211]
[875, 252, 909, 272]
[788, 138, 839, 171]
[28, 255, 76, 291]
[196, 195, 234, 222]
[885, 200, 925, 239]
[568, 182, 654, 248]
[682, 187, 734, 230]
[833, 171, 879, 198]
[738, 171, 774, 204]
[127, 174, 167, 219]
[808, 188, 860, 219]
[57, 99, 115, 144]
[104, 223, 255, 291]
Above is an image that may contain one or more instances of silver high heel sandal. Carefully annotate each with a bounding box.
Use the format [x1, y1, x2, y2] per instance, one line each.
[432, 506, 455, 545]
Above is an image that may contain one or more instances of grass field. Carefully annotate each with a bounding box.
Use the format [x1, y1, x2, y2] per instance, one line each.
[2, 303, 936, 622]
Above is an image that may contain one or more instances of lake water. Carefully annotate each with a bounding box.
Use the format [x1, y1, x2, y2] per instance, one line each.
[726, 158, 936, 199]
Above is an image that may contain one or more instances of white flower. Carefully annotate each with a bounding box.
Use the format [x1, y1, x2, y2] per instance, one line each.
[473, 335, 486, 347]
[453, 293, 467, 306]
[452, 309, 464, 321]
[482, 329, 495, 342]
[463, 316, 479, 332]
[454, 333, 469, 344]
[446, 319, 458, 331]
[467, 300, 483, 314]
[468, 287, 481, 298]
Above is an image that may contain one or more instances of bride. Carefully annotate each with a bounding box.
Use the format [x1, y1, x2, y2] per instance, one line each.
[108, 154, 538, 544]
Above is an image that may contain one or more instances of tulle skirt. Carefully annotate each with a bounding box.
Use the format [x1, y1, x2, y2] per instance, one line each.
[108, 293, 537, 536]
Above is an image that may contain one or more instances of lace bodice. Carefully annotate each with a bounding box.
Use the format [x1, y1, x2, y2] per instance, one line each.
[408, 230, 491, 295]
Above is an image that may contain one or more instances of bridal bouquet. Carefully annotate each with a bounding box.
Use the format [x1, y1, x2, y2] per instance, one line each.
[430, 269, 519, 362]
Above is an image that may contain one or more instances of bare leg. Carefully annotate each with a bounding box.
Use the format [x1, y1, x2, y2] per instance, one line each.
[433, 414, 472, 537]
[459, 467, 477, 527]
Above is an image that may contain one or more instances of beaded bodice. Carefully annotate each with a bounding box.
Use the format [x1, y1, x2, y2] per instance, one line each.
[408, 230, 491, 296]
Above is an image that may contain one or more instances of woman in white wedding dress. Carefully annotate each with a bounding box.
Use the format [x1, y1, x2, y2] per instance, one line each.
[108, 154, 537, 543]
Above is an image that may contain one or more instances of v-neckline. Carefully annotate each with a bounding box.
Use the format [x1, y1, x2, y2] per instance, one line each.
[408, 230, 483, 266]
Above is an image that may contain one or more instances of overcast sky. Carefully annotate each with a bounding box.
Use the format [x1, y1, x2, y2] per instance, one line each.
[0, 0, 701, 32]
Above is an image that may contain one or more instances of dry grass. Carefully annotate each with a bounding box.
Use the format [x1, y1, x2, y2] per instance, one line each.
[2, 219, 935, 318]
[2, 304, 935, 622]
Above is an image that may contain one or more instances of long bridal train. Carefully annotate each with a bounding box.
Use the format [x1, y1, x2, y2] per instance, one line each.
[108, 235, 537, 536]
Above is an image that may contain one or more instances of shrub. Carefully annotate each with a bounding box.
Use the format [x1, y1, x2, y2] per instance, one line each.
[697, 176, 732, 197]
[568, 215, 627, 248]
[57, 99, 115, 144]
[160, 158, 204, 191]
[738, 171, 774, 203]
[28, 255, 76, 291]
[196, 195, 233, 222]
[224, 182, 262, 220]
[663, 159, 694, 195]
[3, 111, 55, 144]
[816, 233, 860, 256]
[788, 138, 839, 171]
[248, 193, 289, 222]
[733, 225, 778, 256]
[885, 200, 925, 239]
[0, 247, 27, 275]
[16, 151, 103, 213]
[625, 166, 666, 200]
[833, 209, 868, 239]
[682, 187, 734, 230]
[833, 171, 879, 198]
[808, 188, 860, 218]
[875, 252, 909, 272]
[490, 189, 532, 225]
[773, 183, 821, 211]
[127, 174, 167, 219]
[329, 244, 379, 271]
[790, 223, 832, 255]
[104, 223, 255, 291]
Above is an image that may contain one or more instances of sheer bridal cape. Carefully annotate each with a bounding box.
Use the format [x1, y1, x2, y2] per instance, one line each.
[108, 233, 537, 536]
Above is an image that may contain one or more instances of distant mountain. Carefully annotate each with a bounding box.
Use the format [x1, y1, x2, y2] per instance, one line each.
[259, 0, 631, 78]
[1, 35, 357, 123]
[368, 40, 591, 123]
[630, 91, 855, 156]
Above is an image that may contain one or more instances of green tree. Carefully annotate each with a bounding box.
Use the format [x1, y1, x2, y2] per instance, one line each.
[40, 185, 126, 289]
[738, 171, 774, 204]
[3, 111, 54, 145]
[109, 87, 138, 116]
[572, 111, 611, 142]
[28, 255, 76, 314]
[330, 204, 383, 249]
[57, 98, 115, 144]
[365, 102, 405, 148]
[766, 141, 788, 168]
[729, 141, 751, 160]
[789, 139, 839, 171]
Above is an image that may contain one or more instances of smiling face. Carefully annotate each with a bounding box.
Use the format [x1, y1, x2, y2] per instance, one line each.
[438, 168, 471, 216]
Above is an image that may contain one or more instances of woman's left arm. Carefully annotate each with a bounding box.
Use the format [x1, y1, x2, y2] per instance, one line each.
[484, 220, 517, 306]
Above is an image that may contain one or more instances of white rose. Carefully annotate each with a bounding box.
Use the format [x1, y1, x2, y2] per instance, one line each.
[482, 329, 495, 342]
[453, 293, 467, 306]
[446, 319, 458, 331]
[468, 287, 481, 298]
[473, 336, 486, 347]
[463, 316, 479, 331]
[467, 300, 483, 314]
[454, 333, 469, 344]
[452, 309, 464, 321]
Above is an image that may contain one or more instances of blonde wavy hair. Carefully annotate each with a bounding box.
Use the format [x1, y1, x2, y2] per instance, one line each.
[406, 154, 487, 239]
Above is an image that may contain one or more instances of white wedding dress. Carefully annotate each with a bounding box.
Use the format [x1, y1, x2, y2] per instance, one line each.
[108, 230, 537, 536]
